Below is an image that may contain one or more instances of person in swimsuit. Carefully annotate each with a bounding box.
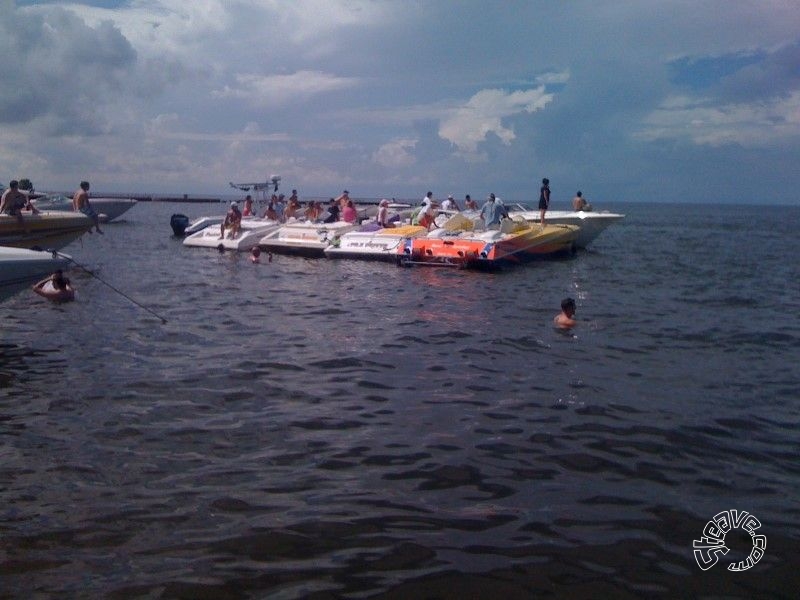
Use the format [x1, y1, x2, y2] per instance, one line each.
[1, 180, 38, 231]
[242, 195, 254, 217]
[33, 270, 75, 302]
[72, 181, 103, 234]
[554, 297, 577, 328]
[219, 201, 242, 239]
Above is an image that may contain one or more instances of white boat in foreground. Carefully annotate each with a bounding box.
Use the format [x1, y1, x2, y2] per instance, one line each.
[325, 224, 428, 261]
[31, 194, 137, 222]
[506, 205, 624, 248]
[259, 220, 358, 257]
[183, 216, 280, 251]
[0, 246, 71, 302]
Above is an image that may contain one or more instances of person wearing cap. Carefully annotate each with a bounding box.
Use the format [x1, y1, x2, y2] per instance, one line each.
[219, 201, 242, 239]
[441, 194, 459, 212]
[479, 192, 508, 228]
[375, 199, 394, 228]
[539, 177, 551, 226]
[413, 195, 439, 229]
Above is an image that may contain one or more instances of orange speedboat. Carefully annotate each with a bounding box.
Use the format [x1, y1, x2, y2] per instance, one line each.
[397, 217, 577, 269]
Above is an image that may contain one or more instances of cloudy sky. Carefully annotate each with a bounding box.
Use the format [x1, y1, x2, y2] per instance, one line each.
[2, 0, 799, 204]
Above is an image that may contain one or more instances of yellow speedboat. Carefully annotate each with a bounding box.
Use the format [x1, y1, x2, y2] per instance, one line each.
[0, 211, 94, 250]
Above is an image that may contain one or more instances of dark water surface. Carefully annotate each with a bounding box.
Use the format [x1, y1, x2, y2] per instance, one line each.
[2, 201, 799, 598]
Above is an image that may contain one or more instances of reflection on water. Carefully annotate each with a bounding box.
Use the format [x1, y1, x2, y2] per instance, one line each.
[1, 202, 798, 598]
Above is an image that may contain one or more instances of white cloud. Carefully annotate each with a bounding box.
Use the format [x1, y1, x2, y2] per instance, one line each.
[635, 90, 800, 147]
[212, 71, 358, 107]
[438, 88, 554, 159]
[373, 138, 417, 168]
[536, 71, 571, 85]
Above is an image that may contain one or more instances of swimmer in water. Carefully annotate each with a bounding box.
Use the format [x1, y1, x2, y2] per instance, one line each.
[554, 297, 576, 328]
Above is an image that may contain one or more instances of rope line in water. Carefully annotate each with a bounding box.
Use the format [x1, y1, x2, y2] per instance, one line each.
[56, 252, 168, 324]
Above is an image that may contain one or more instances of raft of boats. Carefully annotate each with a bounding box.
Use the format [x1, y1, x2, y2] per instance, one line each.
[177, 203, 624, 269]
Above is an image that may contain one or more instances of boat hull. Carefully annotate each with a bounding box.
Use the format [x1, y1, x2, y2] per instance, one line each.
[0, 246, 71, 302]
[259, 221, 358, 257]
[0, 212, 93, 250]
[31, 195, 137, 222]
[508, 209, 624, 248]
[398, 223, 578, 269]
[324, 225, 427, 261]
[183, 217, 280, 251]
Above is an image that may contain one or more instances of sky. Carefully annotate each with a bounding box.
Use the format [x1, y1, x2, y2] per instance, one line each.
[1, 0, 799, 204]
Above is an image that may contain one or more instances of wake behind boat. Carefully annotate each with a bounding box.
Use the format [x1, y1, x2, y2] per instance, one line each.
[0, 246, 71, 302]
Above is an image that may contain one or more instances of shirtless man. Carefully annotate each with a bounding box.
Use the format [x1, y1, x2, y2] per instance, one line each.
[554, 297, 577, 328]
[1, 180, 38, 229]
[572, 191, 591, 212]
[72, 181, 103, 234]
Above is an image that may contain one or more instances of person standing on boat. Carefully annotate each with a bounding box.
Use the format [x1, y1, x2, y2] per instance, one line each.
[413, 196, 439, 230]
[219, 201, 242, 239]
[464, 194, 478, 210]
[242, 194, 254, 216]
[480, 193, 508, 228]
[539, 178, 551, 227]
[274, 194, 286, 222]
[72, 181, 103, 234]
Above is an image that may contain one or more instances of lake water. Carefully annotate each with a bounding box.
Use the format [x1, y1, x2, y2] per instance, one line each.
[1, 201, 798, 598]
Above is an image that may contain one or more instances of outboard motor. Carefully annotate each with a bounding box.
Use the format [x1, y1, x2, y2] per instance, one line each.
[170, 213, 190, 236]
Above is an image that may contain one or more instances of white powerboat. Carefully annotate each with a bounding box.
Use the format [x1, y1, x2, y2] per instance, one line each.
[505, 204, 624, 248]
[183, 216, 280, 252]
[183, 215, 225, 236]
[0, 246, 71, 302]
[31, 194, 137, 222]
[259, 220, 358, 257]
[325, 224, 428, 261]
[0, 212, 93, 250]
